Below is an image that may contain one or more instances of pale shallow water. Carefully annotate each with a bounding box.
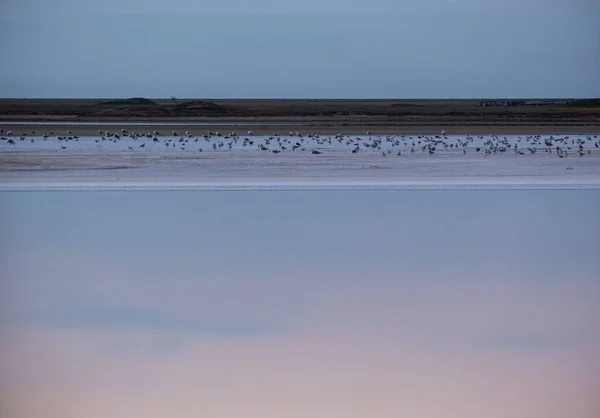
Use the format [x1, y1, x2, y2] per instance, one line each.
[2, 133, 599, 189]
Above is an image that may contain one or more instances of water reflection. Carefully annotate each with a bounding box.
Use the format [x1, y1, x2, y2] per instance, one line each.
[1, 190, 599, 418]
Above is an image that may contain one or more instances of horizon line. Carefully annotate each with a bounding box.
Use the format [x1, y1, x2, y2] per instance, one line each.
[1, 97, 597, 101]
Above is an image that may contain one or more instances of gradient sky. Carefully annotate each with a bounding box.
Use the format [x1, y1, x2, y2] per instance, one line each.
[1, 0, 599, 98]
[1, 190, 599, 418]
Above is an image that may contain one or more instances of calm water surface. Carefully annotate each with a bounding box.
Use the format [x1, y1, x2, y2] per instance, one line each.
[1, 190, 599, 418]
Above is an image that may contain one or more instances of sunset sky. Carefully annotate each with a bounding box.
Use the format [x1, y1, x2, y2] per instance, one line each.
[1, 190, 599, 417]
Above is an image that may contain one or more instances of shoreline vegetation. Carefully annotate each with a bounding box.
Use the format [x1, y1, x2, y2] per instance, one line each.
[1, 98, 599, 135]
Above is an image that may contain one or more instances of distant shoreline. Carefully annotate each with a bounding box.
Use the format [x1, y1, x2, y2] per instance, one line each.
[1, 98, 598, 135]
[1, 122, 598, 136]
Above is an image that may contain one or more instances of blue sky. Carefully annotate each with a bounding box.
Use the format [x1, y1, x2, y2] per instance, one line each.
[1, 0, 599, 98]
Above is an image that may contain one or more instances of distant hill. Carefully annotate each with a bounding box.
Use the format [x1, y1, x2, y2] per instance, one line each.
[1, 98, 600, 123]
[99, 97, 158, 106]
[173, 100, 229, 114]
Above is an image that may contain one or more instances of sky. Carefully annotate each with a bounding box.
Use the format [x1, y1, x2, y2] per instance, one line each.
[1, 190, 599, 418]
[0, 0, 599, 98]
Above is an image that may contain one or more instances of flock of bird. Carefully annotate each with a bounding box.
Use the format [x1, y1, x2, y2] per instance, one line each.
[1, 128, 599, 159]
